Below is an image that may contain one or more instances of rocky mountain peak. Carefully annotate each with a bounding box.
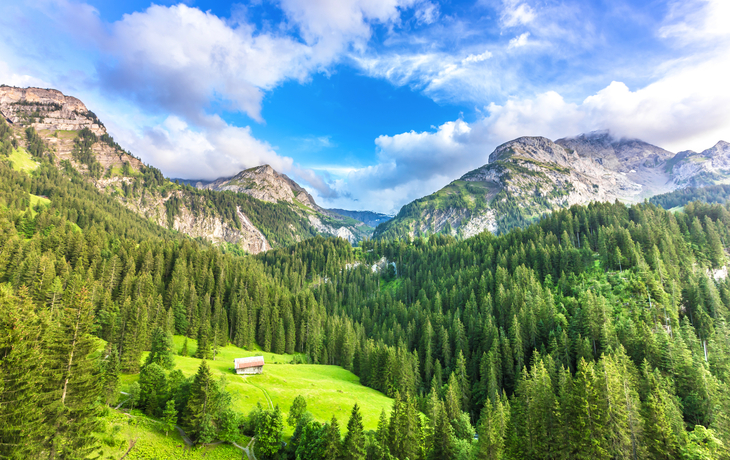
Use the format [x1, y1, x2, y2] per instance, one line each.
[0, 85, 105, 135]
[201, 164, 319, 210]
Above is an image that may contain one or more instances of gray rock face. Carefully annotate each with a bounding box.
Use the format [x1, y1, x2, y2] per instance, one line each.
[671, 141, 730, 187]
[200, 165, 320, 210]
[376, 131, 730, 240]
[0, 86, 105, 135]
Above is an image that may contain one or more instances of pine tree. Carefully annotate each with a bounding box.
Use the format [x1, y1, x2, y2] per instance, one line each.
[184, 360, 214, 440]
[0, 287, 48, 459]
[343, 403, 366, 460]
[475, 397, 508, 460]
[145, 326, 175, 369]
[162, 399, 178, 437]
[44, 287, 103, 458]
[289, 394, 308, 427]
[180, 337, 189, 357]
[323, 415, 342, 460]
[102, 345, 120, 405]
[197, 325, 212, 360]
[256, 405, 284, 458]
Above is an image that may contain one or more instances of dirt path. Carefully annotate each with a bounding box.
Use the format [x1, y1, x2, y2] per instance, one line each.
[232, 437, 257, 460]
[241, 376, 273, 410]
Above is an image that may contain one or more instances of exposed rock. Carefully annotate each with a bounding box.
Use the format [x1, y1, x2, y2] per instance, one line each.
[0, 86, 105, 135]
[201, 165, 319, 210]
[376, 132, 728, 239]
[671, 141, 730, 187]
[307, 215, 357, 244]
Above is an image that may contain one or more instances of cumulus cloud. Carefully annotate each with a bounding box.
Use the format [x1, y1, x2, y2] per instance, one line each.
[0, 61, 50, 88]
[500, 0, 535, 28]
[342, 48, 730, 213]
[508, 32, 530, 49]
[112, 114, 339, 198]
[462, 50, 492, 64]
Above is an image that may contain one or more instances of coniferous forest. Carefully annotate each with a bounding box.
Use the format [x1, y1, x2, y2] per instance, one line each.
[2, 127, 730, 459]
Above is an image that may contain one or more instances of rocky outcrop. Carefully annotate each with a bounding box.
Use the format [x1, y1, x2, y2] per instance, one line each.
[0, 86, 105, 135]
[120, 190, 271, 254]
[375, 131, 729, 239]
[201, 165, 319, 210]
[671, 141, 730, 187]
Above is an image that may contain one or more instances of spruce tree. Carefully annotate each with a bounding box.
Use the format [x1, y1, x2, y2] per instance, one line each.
[181, 337, 189, 357]
[288, 394, 307, 427]
[343, 403, 366, 460]
[0, 287, 48, 459]
[44, 288, 102, 458]
[162, 399, 178, 437]
[323, 415, 342, 460]
[145, 326, 175, 369]
[101, 345, 120, 405]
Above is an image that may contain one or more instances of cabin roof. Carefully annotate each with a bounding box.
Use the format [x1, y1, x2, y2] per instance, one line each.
[234, 356, 265, 369]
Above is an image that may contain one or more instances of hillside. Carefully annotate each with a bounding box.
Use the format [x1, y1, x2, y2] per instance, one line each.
[375, 131, 730, 239]
[120, 337, 394, 436]
[327, 208, 393, 227]
[0, 86, 372, 251]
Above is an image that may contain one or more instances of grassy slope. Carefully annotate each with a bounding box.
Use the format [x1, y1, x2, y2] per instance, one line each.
[121, 336, 394, 437]
[7, 147, 39, 173]
[96, 411, 245, 460]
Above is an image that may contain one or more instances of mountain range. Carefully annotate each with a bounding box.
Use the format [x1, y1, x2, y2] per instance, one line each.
[374, 131, 730, 239]
[2, 85, 728, 251]
[0, 86, 384, 252]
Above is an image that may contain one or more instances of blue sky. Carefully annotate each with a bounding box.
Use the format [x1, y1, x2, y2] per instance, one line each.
[1, 0, 729, 213]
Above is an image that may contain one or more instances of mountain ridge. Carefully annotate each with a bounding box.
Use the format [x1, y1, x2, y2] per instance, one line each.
[374, 131, 729, 239]
[0, 85, 374, 252]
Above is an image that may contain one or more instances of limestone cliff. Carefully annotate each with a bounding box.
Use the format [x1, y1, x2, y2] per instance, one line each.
[375, 132, 730, 240]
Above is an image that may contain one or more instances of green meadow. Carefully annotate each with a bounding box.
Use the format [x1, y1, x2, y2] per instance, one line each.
[121, 336, 394, 437]
[7, 147, 39, 173]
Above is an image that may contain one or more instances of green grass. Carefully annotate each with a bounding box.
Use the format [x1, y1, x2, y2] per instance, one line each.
[7, 147, 39, 173]
[668, 205, 685, 213]
[122, 337, 394, 437]
[26, 194, 51, 217]
[96, 410, 244, 460]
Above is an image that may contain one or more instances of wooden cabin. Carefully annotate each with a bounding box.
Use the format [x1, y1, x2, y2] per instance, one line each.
[234, 356, 264, 375]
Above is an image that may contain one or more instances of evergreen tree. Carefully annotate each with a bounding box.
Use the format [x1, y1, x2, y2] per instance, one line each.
[343, 403, 366, 460]
[323, 415, 342, 460]
[181, 337, 189, 357]
[44, 287, 103, 458]
[256, 405, 284, 459]
[0, 287, 48, 459]
[145, 326, 175, 369]
[101, 345, 120, 405]
[288, 394, 308, 427]
[162, 399, 178, 437]
[475, 397, 508, 460]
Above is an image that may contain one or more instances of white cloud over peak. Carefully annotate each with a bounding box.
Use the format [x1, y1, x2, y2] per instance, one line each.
[342, 44, 730, 213]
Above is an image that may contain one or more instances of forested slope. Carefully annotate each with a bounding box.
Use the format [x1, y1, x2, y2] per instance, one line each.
[2, 106, 730, 459]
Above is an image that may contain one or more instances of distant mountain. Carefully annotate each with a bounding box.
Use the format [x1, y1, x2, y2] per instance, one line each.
[327, 209, 393, 228]
[0, 86, 376, 252]
[374, 131, 730, 239]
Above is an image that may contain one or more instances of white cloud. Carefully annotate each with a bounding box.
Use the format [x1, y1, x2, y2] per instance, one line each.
[500, 0, 535, 28]
[279, 0, 417, 56]
[462, 50, 492, 64]
[659, 0, 730, 43]
[414, 1, 439, 25]
[0, 61, 50, 88]
[342, 45, 730, 213]
[508, 32, 530, 49]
